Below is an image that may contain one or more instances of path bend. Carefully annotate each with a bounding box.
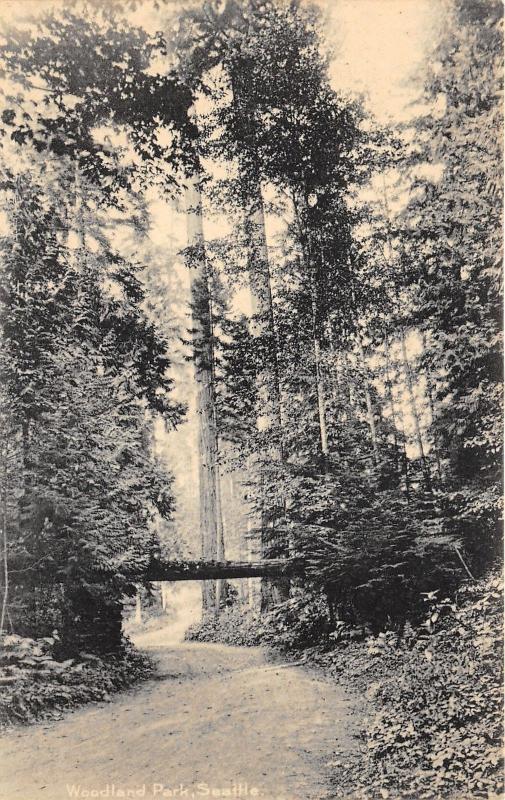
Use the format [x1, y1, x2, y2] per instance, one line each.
[0, 642, 362, 800]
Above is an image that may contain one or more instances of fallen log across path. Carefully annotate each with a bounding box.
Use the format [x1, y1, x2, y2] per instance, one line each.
[146, 558, 305, 582]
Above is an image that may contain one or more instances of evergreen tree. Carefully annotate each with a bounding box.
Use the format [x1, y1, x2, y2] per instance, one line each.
[397, 0, 503, 570]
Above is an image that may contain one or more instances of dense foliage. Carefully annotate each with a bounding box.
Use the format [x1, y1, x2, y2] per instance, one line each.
[361, 577, 503, 800]
[303, 573, 503, 800]
[185, 604, 263, 648]
[0, 5, 188, 654]
[394, 0, 503, 572]
[0, 632, 153, 727]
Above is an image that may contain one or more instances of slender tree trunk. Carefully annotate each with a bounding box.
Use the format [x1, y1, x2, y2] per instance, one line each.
[231, 472, 249, 605]
[243, 196, 285, 611]
[185, 175, 222, 611]
[293, 192, 329, 465]
[327, 325, 342, 403]
[215, 465, 226, 614]
[243, 192, 284, 612]
[311, 285, 330, 461]
[230, 74, 287, 609]
[161, 583, 168, 612]
[384, 336, 410, 498]
[230, 74, 283, 439]
[135, 588, 142, 625]
[356, 334, 380, 466]
[247, 519, 256, 610]
[400, 329, 431, 490]
[68, 161, 85, 267]
[231, 125, 283, 610]
[420, 330, 443, 482]
[208, 282, 227, 615]
[384, 334, 400, 474]
[244, 177, 284, 438]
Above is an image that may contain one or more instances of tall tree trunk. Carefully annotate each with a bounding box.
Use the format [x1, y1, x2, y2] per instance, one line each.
[231, 76, 287, 609]
[243, 187, 284, 612]
[214, 464, 226, 613]
[244, 177, 284, 438]
[293, 192, 329, 466]
[185, 175, 222, 611]
[246, 518, 256, 609]
[311, 284, 330, 462]
[356, 334, 380, 466]
[208, 280, 227, 614]
[400, 329, 431, 490]
[230, 72, 283, 440]
[384, 335, 410, 497]
[243, 189, 285, 611]
[327, 324, 342, 402]
[245, 182, 289, 611]
[384, 334, 400, 475]
[230, 472, 249, 605]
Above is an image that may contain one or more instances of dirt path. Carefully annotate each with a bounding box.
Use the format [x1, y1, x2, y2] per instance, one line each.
[0, 641, 362, 800]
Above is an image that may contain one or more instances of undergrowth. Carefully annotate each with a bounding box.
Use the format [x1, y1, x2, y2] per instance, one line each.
[311, 572, 504, 800]
[185, 605, 263, 647]
[0, 634, 154, 728]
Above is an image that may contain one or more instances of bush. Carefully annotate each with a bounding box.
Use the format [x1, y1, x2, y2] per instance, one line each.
[185, 604, 263, 647]
[0, 633, 153, 728]
[259, 587, 332, 650]
[185, 588, 334, 652]
[314, 572, 504, 800]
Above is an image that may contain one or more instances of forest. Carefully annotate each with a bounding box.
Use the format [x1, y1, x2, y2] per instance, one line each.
[0, 0, 502, 798]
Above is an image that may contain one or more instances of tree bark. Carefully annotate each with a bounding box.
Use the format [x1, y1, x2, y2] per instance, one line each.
[311, 292, 330, 461]
[209, 284, 227, 615]
[185, 175, 223, 611]
[229, 71, 283, 440]
[230, 472, 250, 605]
[246, 518, 256, 609]
[245, 179, 284, 436]
[215, 466, 225, 613]
[327, 325, 342, 404]
[242, 179, 284, 613]
[383, 334, 399, 473]
[384, 335, 410, 497]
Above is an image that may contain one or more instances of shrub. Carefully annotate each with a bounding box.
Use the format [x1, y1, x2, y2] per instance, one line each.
[259, 586, 332, 650]
[324, 572, 504, 800]
[0, 633, 153, 728]
[185, 604, 263, 647]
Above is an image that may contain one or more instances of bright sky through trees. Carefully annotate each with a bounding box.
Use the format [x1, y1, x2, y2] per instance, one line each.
[1, 0, 438, 124]
[326, 0, 440, 121]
